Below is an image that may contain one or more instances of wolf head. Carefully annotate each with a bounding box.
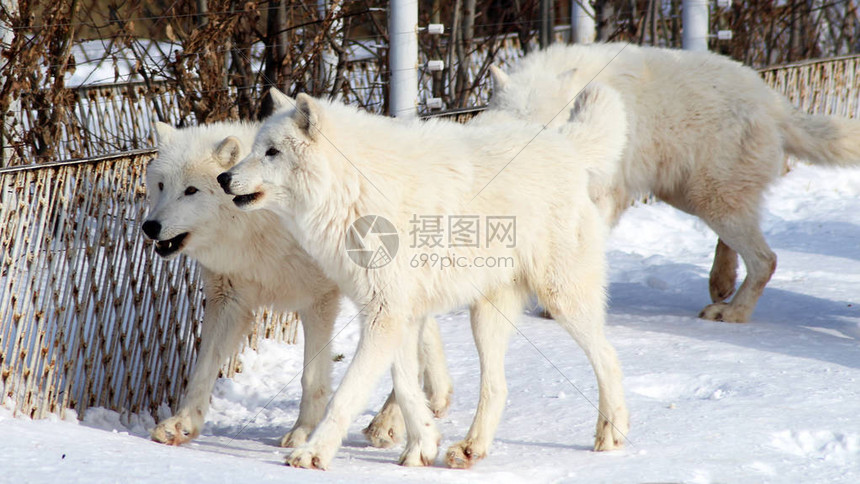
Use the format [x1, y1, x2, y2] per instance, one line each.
[143, 122, 255, 259]
[218, 89, 333, 216]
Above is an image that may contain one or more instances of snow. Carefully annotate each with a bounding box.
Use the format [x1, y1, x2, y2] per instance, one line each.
[64, 39, 382, 88]
[2, 164, 859, 482]
[66, 40, 176, 87]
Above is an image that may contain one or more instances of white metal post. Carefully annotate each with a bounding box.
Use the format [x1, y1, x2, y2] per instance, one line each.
[571, 1, 596, 44]
[682, 0, 709, 51]
[388, 0, 418, 118]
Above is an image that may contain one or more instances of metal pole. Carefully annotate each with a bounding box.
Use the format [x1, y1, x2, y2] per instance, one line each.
[196, 0, 209, 27]
[388, 0, 418, 119]
[682, 0, 708, 51]
[539, 0, 552, 48]
[571, 1, 596, 44]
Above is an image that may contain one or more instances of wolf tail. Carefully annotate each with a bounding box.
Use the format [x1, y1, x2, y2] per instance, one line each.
[560, 82, 628, 184]
[782, 108, 860, 167]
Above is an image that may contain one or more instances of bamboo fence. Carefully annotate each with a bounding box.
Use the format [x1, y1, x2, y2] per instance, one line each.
[761, 54, 860, 118]
[0, 151, 297, 420]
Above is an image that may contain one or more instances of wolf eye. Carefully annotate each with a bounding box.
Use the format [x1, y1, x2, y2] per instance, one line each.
[184, 186, 198, 195]
[265, 147, 280, 157]
[158, 182, 164, 191]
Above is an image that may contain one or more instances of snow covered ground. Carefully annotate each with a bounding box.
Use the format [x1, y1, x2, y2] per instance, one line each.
[2, 164, 859, 483]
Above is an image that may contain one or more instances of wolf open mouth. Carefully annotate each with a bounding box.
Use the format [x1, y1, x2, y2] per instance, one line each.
[233, 192, 262, 208]
[154, 232, 189, 257]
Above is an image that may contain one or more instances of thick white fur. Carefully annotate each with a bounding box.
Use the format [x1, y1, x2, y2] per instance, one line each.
[221, 86, 630, 469]
[143, 121, 451, 448]
[486, 43, 860, 323]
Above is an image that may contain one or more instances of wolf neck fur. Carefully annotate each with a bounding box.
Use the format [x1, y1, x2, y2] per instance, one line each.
[285, 161, 379, 303]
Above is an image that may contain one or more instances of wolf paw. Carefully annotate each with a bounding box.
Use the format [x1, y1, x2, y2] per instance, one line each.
[428, 388, 452, 418]
[151, 413, 199, 445]
[699, 302, 750, 323]
[280, 425, 313, 448]
[286, 447, 327, 470]
[593, 410, 629, 451]
[445, 440, 486, 469]
[362, 409, 405, 448]
[398, 439, 438, 467]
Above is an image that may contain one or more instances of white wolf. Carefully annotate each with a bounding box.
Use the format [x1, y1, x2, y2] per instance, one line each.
[487, 43, 860, 323]
[142, 121, 452, 448]
[218, 86, 630, 469]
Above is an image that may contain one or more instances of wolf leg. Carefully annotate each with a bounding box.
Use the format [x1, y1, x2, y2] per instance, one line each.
[709, 238, 739, 303]
[446, 286, 523, 469]
[151, 270, 254, 445]
[363, 315, 451, 448]
[699, 216, 776, 323]
[537, 225, 629, 452]
[548, 295, 629, 451]
[286, 306, 410, 469]
[420, 315, 453, 417]
[394, 317, 441, 467]
[280, 290, 339, 447]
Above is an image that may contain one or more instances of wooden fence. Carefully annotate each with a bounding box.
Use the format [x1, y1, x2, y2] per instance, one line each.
[1, 51, 859, 423]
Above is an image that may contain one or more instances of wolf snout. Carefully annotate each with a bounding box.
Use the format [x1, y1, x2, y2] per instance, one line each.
[217, 172, 233, 194]
[142, 220, 161, 239]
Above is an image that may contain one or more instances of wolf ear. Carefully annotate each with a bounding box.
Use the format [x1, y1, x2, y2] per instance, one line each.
[214, 136, 242, 169]
[294, 93, 320, 140]
[154, 122, 176, 145]
[269, 88, 295, 110]
[489, 65, 509, 91]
